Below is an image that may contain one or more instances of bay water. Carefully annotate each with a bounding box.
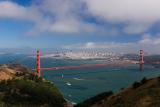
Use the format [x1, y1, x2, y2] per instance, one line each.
[0, 54, 160, 103]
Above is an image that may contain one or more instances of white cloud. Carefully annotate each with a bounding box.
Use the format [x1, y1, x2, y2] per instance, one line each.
[0, 1, 27, 19]
[139, 34, 160, 45]
[85, 0, 160, 22]
[1, 0, 160, 35]
[0, 1, 43, 22]
[63, 42, 134, 52]
[84, 0, 160, 34]
[38, 0, 97, 33]
[0, 0, 99, 35]
[85, 42, 95, 48]
[0, 1, 49, 35]
[63, 34, 160, 54]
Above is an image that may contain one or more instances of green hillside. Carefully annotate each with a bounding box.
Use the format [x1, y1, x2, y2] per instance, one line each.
[76, 77, 160, 107]
[0, 64, 66, 107]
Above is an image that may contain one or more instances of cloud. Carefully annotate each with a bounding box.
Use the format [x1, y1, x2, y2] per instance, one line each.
[0, 1, 42, 22]
[63, 34, 160, 54]
[35, 0, 103, 33]
[0, 1, 48, 35]
[139, 34, 160, 45]
[1, 0, 160, 35]
[85, 0, 160, 22]
[0, 0, 99, 35]
[63, 42, 135, 52]
[84, 0, 160, 34]
[0, 1, 27, 19]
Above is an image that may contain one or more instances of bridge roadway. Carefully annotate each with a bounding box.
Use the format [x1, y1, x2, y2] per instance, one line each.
[32, 61, 160, 71]
[32, 63, 113, 71]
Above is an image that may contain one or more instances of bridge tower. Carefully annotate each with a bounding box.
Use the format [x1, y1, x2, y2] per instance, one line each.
[36, 49, 41, 77]
[139, 50, 144, 71]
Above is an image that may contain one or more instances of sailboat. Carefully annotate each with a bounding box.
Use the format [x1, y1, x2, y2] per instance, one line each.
[66, 82, 71, 86]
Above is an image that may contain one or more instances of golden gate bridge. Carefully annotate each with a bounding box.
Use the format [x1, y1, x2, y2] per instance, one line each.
[31, 49, 150, 77]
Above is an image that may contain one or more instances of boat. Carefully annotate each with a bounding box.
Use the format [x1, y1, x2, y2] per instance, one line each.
[66, 82, 71, 86]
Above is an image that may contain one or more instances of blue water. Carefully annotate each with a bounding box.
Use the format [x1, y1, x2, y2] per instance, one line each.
[0, 54, 160, 103]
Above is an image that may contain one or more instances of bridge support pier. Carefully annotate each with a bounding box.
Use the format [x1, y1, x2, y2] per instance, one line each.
[36, 49, 41, 77]
[139, 50, 144, 71]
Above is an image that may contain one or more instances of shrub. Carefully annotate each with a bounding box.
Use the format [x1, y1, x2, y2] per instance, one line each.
[121, 87, 124, 90]
[0, 78, 65, 107]
[76, 91, 113, 107]
[132, 81, 141, 89]
[141, 77, 147, 84]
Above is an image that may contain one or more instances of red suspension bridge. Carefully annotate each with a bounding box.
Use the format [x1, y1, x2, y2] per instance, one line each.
[31, 49, 150, 77]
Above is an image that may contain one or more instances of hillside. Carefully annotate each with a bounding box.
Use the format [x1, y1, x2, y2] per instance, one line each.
[0, 64, 66, 107]
[76, 77, 160, 107]
[0, 64, 33, 80]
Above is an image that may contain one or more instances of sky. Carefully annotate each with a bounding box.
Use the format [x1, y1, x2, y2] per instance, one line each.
[0, 0, 160, 54]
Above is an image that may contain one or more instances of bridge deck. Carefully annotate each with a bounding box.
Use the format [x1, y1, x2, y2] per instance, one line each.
[32, 63, 113, 71]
